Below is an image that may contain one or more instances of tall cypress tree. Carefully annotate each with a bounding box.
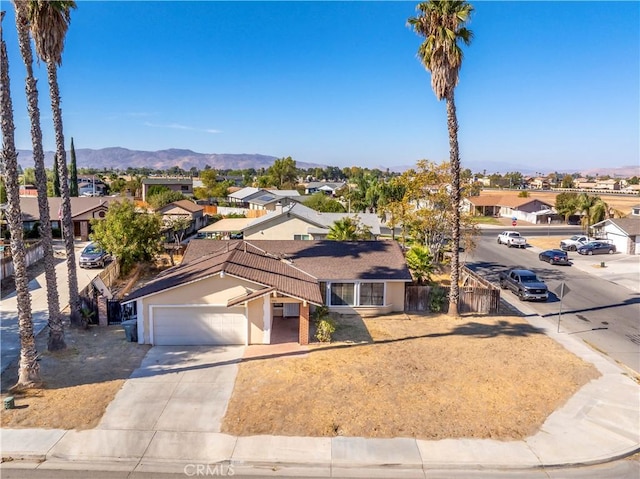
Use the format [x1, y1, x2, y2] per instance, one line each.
[52, 154, 61, 197]
[69, 137, 78, 197]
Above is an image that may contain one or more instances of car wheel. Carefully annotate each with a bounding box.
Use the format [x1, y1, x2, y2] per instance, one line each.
[517, 290, 525, 301]
[550, 259, 556, 265]
[500, 280, 507, 290]
[571, 245, 577, 252]
[608, 249, 614, 255]
[588, 250, 593, 255]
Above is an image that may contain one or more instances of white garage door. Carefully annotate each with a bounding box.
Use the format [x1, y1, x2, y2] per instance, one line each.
[152, 306, 247, 345]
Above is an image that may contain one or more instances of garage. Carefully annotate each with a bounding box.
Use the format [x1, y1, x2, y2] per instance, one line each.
[151, 306, 247, 345]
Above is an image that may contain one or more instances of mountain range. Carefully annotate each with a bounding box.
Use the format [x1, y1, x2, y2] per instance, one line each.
[16, 148, 323, 172]
[15, 147, 639, 178]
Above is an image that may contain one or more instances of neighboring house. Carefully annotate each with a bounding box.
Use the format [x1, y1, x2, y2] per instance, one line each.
[462, 196, 555, 224]
[121, 240, 412, 346]
[623, 185, 640, 194]
[591, 217, 640, 255]
[595, 179, 620, 191]
[157, 200, 207, 236]
[240, 202, 381, 240]
[530, 177, 550, 190]
[141, 178, 193, 202]
[197, 218, 254, 240]
[304, 181, 346, 196]
[227, 187, 301, 210]
[18, 196, 117, 241]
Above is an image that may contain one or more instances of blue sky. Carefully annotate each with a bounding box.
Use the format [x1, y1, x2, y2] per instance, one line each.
[3, 1, 639, 173]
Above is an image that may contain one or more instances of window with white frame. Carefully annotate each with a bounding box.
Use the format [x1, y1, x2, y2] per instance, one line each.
[359, 283, 384, 306]
[325, 282, 385, 307]
[330, 283, 355, 306]
[294, 234, 311, 240]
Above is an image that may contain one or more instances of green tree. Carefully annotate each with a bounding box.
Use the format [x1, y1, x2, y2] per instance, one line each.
[1, 17, 41, 387]
[304, 193, 346, 213]
[408, 0, 474, 316]
[555, 192, 579, 222]
[405, 245, 435, 285]
[200, 168, 218, 189]
[561, 175, 574, 189]
[326, 216, 372, 241]
[267, 156, 298, 189]
[164, 215, 192, 266]
[69, 137, 78, 196]
[12, 0, 65, 350]
[28, 0, 82, 327]
[577, 193, 600, 234]
[378, 177, 408, 241]
[147, 190, 186, 210]
[90, 199, 163, 274]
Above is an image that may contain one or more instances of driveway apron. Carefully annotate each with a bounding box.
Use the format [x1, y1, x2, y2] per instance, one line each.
[98, 345, 245, 433]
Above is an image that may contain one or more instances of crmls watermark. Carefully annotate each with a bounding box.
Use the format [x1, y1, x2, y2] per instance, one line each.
[184, 463, 235, 476]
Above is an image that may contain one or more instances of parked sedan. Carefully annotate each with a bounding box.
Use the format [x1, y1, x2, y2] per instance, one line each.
[538, 249, 570, 265]
[577, 241, 616, 256]
[79, 242, 109, 268]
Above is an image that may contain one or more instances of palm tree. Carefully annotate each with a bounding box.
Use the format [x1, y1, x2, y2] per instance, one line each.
[27, 0, 82, 327]
[327, 217, 370, 241]
[577, 193, 599, 234]
[408, 0, 474, 316]
[12, 0, 66, 350]
[1, 12, 41, 387]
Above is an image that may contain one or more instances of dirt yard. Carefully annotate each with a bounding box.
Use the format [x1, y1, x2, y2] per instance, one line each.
[0, 322, 150, 430]
[222, 312, 599, 440]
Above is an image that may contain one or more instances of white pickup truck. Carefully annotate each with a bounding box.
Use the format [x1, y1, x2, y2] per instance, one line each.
[559, 235, 595, 251]
[497, 231, 527, 248]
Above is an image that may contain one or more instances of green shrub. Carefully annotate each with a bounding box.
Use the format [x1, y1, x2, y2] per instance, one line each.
[312, 305, 336, 342]
[429, 285, 448, 312]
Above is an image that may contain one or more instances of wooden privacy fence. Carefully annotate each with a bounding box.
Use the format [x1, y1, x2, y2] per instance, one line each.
[79, 258, 121, 324]
[405, 266, 500, 314]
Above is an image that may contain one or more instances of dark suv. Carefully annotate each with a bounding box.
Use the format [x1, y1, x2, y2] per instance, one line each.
[79, 242, 109, 268]
[577, 241, 616, 255]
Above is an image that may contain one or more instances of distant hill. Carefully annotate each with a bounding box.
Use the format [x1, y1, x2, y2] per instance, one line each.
[16, 147, 324, 172]
[15, 147, 639, 177]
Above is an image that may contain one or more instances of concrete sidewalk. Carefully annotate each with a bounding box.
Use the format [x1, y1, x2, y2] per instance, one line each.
[1, 321, 638, 476]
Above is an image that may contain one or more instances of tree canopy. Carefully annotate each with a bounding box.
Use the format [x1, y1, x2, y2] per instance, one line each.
[90, 199, 163, 274]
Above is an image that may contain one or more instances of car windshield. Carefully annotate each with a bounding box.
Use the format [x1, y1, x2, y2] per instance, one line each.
[520, 275, 539, 283]
[569, 235, 580, 240]
[83, 244, 102, 254]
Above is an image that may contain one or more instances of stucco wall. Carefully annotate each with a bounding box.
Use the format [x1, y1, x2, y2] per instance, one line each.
[247, 297, 266, 344]
[139, 274, 260, 343]
[386, 281, 406, 311]
[244, 216, 314, 240]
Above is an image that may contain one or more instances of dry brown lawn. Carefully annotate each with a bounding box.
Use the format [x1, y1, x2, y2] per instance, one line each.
[222, 313, 599, 440]
[0, 323, 150, 430]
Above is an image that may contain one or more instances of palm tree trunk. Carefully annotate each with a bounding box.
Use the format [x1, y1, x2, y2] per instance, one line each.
[1, 16, 41, 387]
[13, 2, 66, 351]
[446, 92, 461, 317]
[46, 61, 82, 327]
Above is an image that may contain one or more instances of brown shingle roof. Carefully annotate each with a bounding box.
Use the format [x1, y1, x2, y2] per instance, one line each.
[123, 241, 323, 305]
[159, 199, 203, 213]
[183, 240, 412, 281]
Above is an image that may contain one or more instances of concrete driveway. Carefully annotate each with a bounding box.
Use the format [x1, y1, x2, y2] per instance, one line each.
[97, 345, 245, 433]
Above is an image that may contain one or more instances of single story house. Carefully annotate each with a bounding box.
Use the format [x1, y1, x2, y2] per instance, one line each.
[227, 187, 301, 210]
[214, 202, 382, 240]
[304, 181, 346, 196]
[157, 200, 207, 235]
[17, 196, 119, 240]
[591, 217, 640, 255]
[121, 240, 412, 346]
[462, 196, 556, 224]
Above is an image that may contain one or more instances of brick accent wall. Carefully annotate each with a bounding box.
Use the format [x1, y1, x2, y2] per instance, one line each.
[299, 302, 310, 345]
